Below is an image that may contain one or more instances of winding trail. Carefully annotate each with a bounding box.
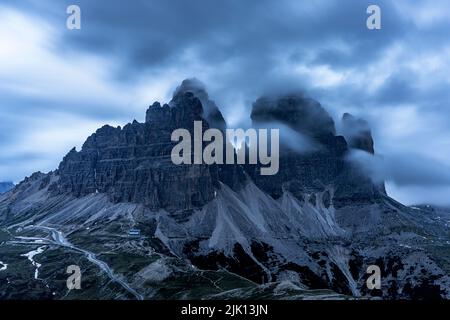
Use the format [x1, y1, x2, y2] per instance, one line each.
[28, 225, 144, 300]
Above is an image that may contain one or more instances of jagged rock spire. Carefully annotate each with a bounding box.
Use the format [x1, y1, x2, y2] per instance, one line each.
[341, 113, 375, 154]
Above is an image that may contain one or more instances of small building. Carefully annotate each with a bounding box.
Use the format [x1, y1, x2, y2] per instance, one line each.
[128, 228, 141, 237]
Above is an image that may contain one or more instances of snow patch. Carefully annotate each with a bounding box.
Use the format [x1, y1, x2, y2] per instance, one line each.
[20, 246, 46, 279]
[0, 261, 7, 271]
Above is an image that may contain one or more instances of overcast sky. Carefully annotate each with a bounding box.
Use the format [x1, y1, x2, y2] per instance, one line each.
[1, 0, 450, 206]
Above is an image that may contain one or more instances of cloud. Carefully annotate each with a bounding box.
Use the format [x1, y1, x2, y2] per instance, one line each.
[349, 150, 450, 186]
[252, 121, 320, 154]
[386, 184, 450, 207]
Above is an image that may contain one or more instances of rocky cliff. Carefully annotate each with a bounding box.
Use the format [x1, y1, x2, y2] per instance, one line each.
[56, 90, 223, 213]
[248, 95, 384, 208]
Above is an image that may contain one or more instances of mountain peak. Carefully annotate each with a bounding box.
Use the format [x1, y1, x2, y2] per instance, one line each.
[341, 113, 374, 154]
[251, 94, 336, 142]
[172, 78, 227, 131]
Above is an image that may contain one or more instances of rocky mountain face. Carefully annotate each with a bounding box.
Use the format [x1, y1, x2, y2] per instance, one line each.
[0, 182, 14, 194]
[56, 91, 384, 213]
[1, 79, 449, 300]
[56, 90, 222, 213]
[248, 95, 385, 208]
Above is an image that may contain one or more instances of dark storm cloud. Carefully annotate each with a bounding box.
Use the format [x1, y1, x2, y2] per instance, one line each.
[68, 0, 408, 84]
[4, 0, 408, 80]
